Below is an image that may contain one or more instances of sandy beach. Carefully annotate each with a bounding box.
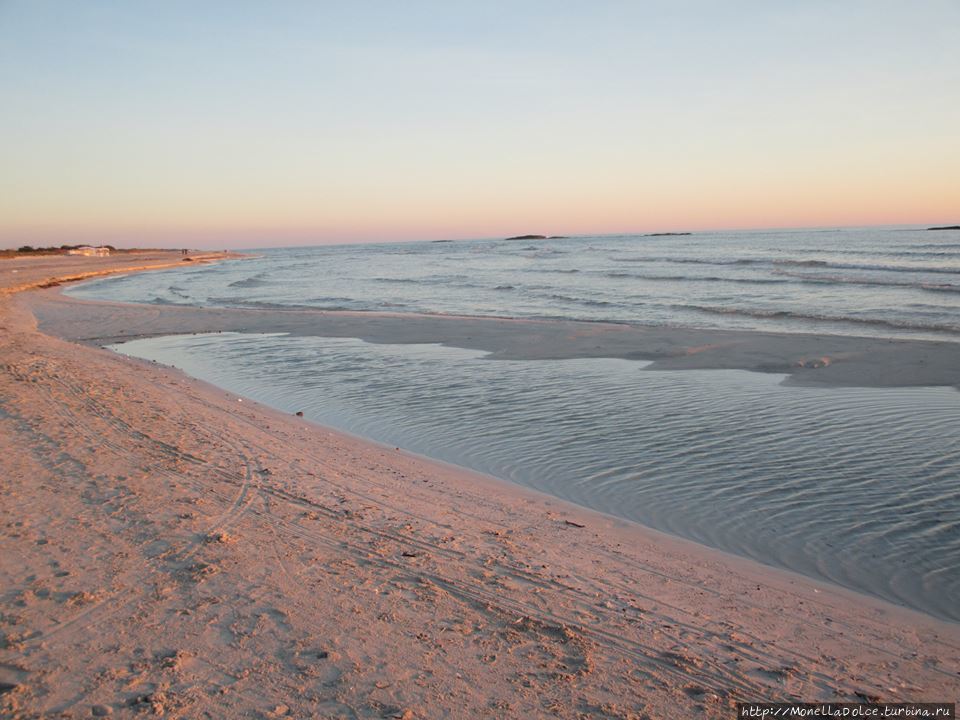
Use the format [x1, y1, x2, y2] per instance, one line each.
[2, 254, 959, 719]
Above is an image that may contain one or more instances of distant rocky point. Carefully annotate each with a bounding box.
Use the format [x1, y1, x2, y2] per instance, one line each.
[927, 225, 960, 231]
[505, 234, 569, 240]
[644, 232, 692, 237]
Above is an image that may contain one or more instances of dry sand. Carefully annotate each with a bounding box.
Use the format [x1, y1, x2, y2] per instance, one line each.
[1, 254, 958, 719]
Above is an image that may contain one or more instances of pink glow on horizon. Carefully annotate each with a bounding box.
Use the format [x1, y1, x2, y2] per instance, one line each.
[3, 208, 959, 250]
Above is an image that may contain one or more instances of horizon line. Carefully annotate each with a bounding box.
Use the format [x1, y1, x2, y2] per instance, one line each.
[3, 220, 959, 251]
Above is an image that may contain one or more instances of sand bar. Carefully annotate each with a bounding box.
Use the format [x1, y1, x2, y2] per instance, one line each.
[30, 278, 960, 392]
[1, 254, 959, 718]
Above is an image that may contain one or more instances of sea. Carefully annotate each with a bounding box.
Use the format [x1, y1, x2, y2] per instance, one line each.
[67, 226, 960, 621]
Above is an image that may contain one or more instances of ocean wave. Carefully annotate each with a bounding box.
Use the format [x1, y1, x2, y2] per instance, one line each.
[605, 272, 789, 285]
[610, 255, 761, 266]
[228, 273, 271, 288]
[806, 261, 960, 275]
[911, 243, 960, 250]
[305, 296, 368, 307]
[375, 274, 478, 287]
[679, 304, 960, 334]
[785, 247, 960, 259]
[774, 270, 960, 294]
[873, 250, 960, 258]
[920, 283, 960, 294]
[609, 254, 960, 275]
[547, 293, 613, 307]
[205, 298, 314, 311]
[774, 259, 829, 267]
[203, 297, 374, 312]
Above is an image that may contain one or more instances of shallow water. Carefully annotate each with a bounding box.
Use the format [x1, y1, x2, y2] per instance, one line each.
[112, 332, 960, 622]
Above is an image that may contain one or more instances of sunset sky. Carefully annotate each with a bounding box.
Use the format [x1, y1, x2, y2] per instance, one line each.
[1, 1, 958, 248]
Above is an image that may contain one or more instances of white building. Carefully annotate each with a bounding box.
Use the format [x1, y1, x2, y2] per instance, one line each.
[67, 246, 110, 257]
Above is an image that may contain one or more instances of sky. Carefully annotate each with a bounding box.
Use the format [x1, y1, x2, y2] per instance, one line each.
[1, 1, 958, 249]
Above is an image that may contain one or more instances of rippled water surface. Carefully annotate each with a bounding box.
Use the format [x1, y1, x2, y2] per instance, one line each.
[71, 226, 960, 342]
[112, 333, 960, 622]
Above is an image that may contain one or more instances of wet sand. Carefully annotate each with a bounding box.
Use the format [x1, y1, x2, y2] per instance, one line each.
[1, 254, 958, 718]
[32, 292, 960, 393]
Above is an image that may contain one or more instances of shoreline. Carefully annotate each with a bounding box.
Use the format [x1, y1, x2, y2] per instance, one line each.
[0, 250, 248, 298]
[2, 255, 959, 717]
